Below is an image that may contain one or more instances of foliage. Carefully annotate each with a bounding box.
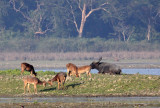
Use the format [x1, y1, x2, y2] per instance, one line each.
[0, 37, 160, 52]
[0, 0, 160, 42]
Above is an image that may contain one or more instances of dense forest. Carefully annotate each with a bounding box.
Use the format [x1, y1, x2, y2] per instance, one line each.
[0, 0, 160, 52]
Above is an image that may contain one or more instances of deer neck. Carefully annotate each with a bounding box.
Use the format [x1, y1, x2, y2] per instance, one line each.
[38, 80, 44, 85]
[51, 77, 57, 82]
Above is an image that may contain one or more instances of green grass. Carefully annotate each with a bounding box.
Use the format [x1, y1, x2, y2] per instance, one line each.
[0, 69, 160, 96]
[0, 69, 56, 75]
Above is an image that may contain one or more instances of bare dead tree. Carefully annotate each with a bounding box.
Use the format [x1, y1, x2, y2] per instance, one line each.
[9, 0, 53, 37]
[139, 4, 160, 41]
[114, 21, 134, 42]
[67, 0, 109, 38]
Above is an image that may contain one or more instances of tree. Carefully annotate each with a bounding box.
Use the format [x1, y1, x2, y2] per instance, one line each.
[44, 0, 72, 37]
[9, 0, 54, 37]
[100, 0, 135, 41]
[132, 0, 160, 41]
[113, 21, 134, 42]
[0, 0, 8, 28]
[66, 0, 109, 38]
[0, 0, 9, 38]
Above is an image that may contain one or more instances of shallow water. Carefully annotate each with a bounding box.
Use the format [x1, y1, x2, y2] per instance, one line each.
[36, 68, 160, 75]
[122, 69, 160, 75]
[0, 97, 160, 104]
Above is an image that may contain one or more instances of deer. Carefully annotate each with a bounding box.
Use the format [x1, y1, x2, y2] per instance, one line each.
[77, 65, 92, 78]
[66, 63, 79, 77]
[48, 72, 67, 90]
[23, 76, 46, 94]
[21, 62, 37, 76]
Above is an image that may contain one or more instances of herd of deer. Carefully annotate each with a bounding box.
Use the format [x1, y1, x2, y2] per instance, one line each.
[21, 62, 92, 94]
[21, 57, 121, 94]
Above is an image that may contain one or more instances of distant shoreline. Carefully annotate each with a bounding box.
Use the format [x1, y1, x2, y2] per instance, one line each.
[0, 60, 160, 70]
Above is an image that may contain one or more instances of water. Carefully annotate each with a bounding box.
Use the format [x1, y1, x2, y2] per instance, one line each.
[36, 68, 160, 75]
[122, 69, 160, 75]
[0, 97, 160, 104]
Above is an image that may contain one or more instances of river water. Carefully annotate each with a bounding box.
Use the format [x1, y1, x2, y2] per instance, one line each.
[0, 96, 160, 104]
[36, 68, 160, 75]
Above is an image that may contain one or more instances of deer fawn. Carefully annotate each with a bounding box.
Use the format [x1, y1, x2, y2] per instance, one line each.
[48, 72, 67, 90]
[23, 76, 46, 94]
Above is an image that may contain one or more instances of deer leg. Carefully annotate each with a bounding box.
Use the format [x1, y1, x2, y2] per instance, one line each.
[57, 79, 60, 90]
[73, 71, 76, 77]
[27, 84, 31, 93]
[34, 84, 37, 94]
[67, 69, 69, 76]
[60, 80, 64, 90]
[50, 81, 53, 86]
[24, 82, 27, 94]
[30, 71, 33, 76]
[89, 73, 91, 78]
[70, 72, 72, 76]
[21, 69, 24, 75]
[76, 71, 79, 77]
[63, 78, 66, 90]
[88, 71, 92, 78]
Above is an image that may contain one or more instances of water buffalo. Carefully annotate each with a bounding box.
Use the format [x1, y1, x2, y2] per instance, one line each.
[90, 57, 121, 74]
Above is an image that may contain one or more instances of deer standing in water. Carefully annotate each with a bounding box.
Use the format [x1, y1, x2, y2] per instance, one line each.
[48, 72, 67, 90]
[23, 76, 46, 94]
[21, 63, 37, 76]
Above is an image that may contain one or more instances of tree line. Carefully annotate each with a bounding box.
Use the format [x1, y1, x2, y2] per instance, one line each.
[0, 0, 160, 42]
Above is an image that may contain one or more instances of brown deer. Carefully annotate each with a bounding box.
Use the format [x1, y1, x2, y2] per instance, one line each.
[66, 63, 79, 77]
[48, 72, 67, 90]
[23, 76, 46, 94]
[21, 62, 37, 76]
[77, 65, 91, 78]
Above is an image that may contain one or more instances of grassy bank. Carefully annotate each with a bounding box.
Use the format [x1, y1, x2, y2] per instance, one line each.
[0, 69, 160, 97]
